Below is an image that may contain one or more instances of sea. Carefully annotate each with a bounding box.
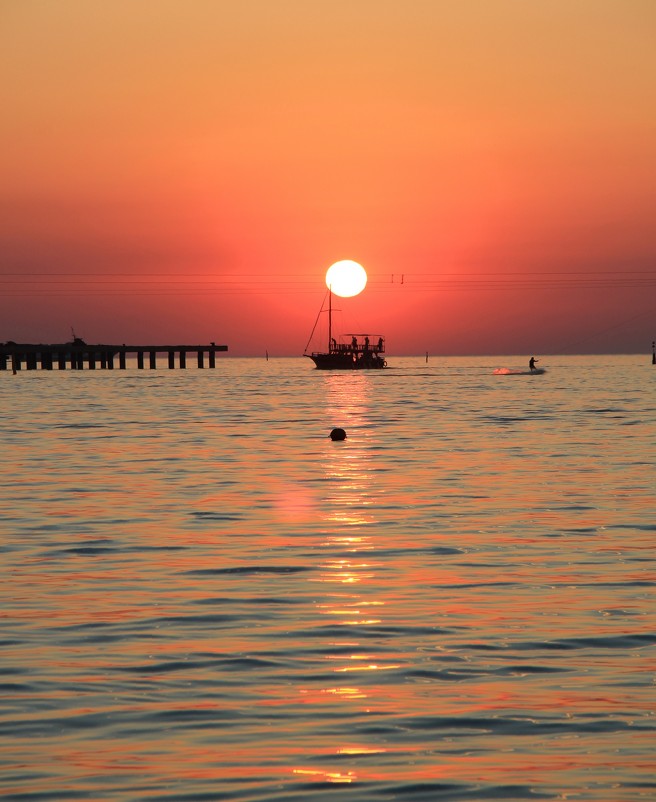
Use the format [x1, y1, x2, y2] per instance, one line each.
[0, 355, 654, 802]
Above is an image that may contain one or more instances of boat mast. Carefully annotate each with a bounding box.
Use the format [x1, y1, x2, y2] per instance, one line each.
[328, 285, 332, 351]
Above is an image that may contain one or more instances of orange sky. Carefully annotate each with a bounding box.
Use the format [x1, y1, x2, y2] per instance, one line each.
[1, 0, 655, 355]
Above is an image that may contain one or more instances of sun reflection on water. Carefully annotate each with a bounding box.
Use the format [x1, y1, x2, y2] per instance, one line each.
[292, 768, 356, 783]
[299, 370, 405, 751]
[320, 373, 381, 530]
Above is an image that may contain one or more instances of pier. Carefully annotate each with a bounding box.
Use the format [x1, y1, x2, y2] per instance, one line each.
[0, 341, 228, 371]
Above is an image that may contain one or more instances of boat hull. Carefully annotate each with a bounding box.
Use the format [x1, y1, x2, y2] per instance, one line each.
[305, 352, 386, 370]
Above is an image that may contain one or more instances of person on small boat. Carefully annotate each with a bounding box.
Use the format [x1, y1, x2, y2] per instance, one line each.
[351, 336, 357, 350]
[529, 356, 538, 371]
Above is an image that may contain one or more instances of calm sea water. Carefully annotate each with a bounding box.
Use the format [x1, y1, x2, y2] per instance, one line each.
[1, 355, 654, 801]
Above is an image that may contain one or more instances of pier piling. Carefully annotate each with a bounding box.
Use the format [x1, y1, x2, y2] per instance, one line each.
[0, 342, 228, 371]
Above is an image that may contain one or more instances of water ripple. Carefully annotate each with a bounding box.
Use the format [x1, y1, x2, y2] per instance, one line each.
[1, 356, 654, 801]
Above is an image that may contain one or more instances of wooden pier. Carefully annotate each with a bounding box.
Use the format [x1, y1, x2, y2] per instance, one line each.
[0, 341, 228, 371]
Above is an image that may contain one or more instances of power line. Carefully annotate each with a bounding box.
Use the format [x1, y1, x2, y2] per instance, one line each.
[1, 269, 654, 277]
[0, 270, 654, 297]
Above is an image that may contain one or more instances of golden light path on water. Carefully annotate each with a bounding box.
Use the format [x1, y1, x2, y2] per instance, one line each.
[304, 373, 396, 782]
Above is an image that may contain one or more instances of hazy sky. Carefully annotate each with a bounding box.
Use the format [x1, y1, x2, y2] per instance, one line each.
[1, 0, 655, 355]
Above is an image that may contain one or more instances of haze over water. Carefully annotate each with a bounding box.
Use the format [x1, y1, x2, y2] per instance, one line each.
[1, 355, 654, 801]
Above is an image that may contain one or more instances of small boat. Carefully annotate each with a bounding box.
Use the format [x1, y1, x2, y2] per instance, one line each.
[304, 288, 387, 370]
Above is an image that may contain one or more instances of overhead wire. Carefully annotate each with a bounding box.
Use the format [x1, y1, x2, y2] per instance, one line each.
[0, 270, 654, 297]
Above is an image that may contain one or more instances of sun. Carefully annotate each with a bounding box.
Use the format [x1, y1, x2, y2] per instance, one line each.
[325, 260, 368, 298]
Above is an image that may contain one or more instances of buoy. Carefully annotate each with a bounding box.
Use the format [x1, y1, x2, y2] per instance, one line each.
[330, 428, 346, 441]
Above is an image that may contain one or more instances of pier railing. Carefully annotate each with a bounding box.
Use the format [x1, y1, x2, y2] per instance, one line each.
[0, 343, 228, 371]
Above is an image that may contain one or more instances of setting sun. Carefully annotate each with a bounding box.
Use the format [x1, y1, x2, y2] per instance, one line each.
[325, 260, 367, 298]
